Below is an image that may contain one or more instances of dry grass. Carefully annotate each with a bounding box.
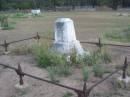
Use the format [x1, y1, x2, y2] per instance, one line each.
[0, 12, 130, 43]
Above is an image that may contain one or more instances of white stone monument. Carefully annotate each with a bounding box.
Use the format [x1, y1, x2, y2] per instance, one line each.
[53, 18, 88, 55]
[31, 9, 41, 15]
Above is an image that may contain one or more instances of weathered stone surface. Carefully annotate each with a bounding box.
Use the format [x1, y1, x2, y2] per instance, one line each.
[53, 18, 89, 55]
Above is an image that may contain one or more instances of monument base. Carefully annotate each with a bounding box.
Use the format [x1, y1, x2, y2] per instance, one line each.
[117, 76, 130, 84]
[53, 40, 89, 55]
[14, 83, 29, 91]
[114, 76, 130, 89]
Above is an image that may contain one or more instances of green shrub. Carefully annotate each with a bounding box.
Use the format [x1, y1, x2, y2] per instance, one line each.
[77, 50, 111, 67]
[0, 15, 15, 30]
[0, 15, 8, 28]
[13, 12, 28, 18]
[47, 64, 72, 81]
[46, 66, 59, 83]
[70, 48, 77, 65]
[78, 52, 100, 66]
[33, 44, 73, 77]
[82, 66, 89, 81]
[93, 64, 105, 78]
[33, 45, 66, 68]
[47, 64, 72, 77]
[69, 47, 111, 67]
[63, 92, 73, 97]
[56, 64, 72, 76]
[100, 52, 112, 64]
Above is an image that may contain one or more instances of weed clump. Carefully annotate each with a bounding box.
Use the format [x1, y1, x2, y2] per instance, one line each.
[82, 66, 89, 81]
[93, 64, 105, 78]
[0, 15, 15, 30]
[63, 92, 73, 97]
[33, 45, 72, 81]
[33, 45, 66, 68]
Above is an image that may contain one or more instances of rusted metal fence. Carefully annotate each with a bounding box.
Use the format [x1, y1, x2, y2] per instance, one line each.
[0, 32, 130, 96]
[0, 57, 129, 97]
[0, 32, 130, 53]
[0, 32, 40, 52]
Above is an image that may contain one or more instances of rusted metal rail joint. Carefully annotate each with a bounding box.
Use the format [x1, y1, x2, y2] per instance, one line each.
[89, 57, 129, 92]
[0, 57, 129, 97]
[0, 63, 83, 96]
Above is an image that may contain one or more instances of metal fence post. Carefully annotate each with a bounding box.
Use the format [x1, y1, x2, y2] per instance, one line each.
[122, 57, 128, 79]
[4, 40, 8, 52]
[98, 38, 102, 52]
[36, 32, 40, 43]
[74, 81, 91, 97]
[15, 63, 24, 85]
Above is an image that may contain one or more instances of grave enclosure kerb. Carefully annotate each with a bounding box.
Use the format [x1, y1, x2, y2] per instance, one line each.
[0, 57, 129, 97]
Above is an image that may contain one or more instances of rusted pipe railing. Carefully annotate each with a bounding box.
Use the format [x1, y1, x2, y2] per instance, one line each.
[0, 57, 129, 97]
[89, 57, 129, 92]
[0, 32, 41, 52]
[80, 38, 130, 48]
[1, 34, 130, 53]
[0, 63, 82, 96]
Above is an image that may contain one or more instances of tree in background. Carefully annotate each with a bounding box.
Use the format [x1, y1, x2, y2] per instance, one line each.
[0, 0, 130, 11]
[0, 0, 1, 11]
[111, 0, 119, 10]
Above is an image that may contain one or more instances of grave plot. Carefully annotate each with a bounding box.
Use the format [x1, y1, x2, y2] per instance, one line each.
[0, 12, 130, 97]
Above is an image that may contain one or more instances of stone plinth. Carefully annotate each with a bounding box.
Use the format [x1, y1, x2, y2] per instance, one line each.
[118, 76, 130, 84]
[15, 83, 29, 91]
[53, 18, 88, 55]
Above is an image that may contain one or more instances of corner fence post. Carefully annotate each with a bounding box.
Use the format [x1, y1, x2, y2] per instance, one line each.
[83, 81, 91, 97]
[4, 40, 8, 52]
[15, 63, 24, 85]
[75, 81, 91, 97]
[122, 57, 128, 79]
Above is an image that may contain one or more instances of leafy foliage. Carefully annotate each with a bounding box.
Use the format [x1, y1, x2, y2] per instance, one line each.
[46, 66, 59, 83]
[33, 45, 66, 68]
[33, 44, 72, 81]
[82, 66, 89, 81]
[78, 51, 111, 66]
[0, 15, 14, 30]
[0, 0, 129, 10]
[93, 64, 105, 78]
